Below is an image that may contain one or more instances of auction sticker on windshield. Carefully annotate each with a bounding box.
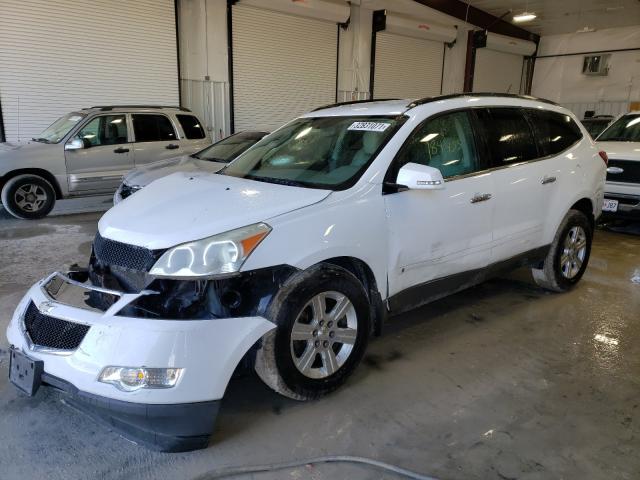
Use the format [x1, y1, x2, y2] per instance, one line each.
[348, 122, 390, 132]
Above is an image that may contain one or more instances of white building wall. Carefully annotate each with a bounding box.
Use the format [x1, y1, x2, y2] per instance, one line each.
[532, 26, 640, 116]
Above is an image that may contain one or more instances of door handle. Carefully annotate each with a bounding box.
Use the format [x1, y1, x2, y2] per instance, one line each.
[470, 193, 492, 204]
[113, 147, 129, 154]
[541, 175, 557, 185]
[166, 144, 180, 150]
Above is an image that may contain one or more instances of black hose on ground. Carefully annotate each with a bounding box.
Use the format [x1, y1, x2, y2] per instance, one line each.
[196, 455, 442, 479]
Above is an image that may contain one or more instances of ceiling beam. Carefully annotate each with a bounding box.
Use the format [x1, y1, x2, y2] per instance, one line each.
[413, 0, 539, 43]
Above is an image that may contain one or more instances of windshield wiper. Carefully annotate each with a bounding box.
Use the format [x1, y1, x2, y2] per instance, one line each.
[245, 174, 306, 187]
[31, 137, 51, 144]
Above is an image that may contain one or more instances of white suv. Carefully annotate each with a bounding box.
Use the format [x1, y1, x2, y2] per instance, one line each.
[7, 94, 606, 451]
[595, 111, 640, 219]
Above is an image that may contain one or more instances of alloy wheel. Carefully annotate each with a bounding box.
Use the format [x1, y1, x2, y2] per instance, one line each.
[14, 184, 48, 212]
[560, 226, 587, 279]
[289, 291, 358, 379]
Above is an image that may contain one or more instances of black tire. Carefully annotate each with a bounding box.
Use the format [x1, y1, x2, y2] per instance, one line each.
[532, 209, 593, 292]
[254, 263, 371, 400]
[1, 174, 56, 219]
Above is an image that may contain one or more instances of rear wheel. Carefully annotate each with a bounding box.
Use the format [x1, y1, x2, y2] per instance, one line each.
[255, 264, 370, 400]
[532, 209, 592, 292]
[1, 174, 56, 219]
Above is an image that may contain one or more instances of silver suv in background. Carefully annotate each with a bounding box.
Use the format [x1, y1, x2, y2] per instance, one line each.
[0, 106, 210, 219]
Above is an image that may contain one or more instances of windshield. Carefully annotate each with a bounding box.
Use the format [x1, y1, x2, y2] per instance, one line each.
[221, 116, 403, 189]
[597, 114, 640, 142]
[35, 113, 86, 143]
[194, 132, 264, 162]
[583, 119, 611, 139]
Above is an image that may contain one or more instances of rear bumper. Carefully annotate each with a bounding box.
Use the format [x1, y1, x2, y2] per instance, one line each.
[43, 372, 220, 451]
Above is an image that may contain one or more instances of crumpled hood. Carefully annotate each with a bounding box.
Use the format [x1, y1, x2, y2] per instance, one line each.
[124, 155, 226, 187]
[596, 141, 640, 161]
[99, 171, 331, 249]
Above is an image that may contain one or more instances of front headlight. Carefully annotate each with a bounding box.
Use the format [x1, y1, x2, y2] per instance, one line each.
[149, 222, 271, 278]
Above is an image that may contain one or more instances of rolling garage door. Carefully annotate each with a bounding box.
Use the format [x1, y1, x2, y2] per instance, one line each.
[473, 33, 536, 94]
[374, 33, 444, 100]
[232, 4, 342, 132]
[0, 0, 179, 143]
[373, 14, 456, 100]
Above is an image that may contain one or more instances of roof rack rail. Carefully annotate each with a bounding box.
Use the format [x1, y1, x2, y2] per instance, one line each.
[312, 98, 401, 112]
[407, 93, 558, 108]
[89, 105, 191, 112]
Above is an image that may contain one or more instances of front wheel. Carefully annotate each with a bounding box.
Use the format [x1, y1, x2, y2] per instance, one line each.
[1, 174, 56, 219]
[255, 264, 370, 400]
[532, 209, 593, 292]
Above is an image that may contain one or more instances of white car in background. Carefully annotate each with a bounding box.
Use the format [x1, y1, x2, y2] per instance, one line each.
[114, 131, 267, 203]
[596, 111, 640, 220]
[7, 94, 605, 451]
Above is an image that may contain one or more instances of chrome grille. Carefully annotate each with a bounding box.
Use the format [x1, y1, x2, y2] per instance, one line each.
[92, 233, 165, 272]
[23, 302, 90, 350]
[607, 159, 640, 184]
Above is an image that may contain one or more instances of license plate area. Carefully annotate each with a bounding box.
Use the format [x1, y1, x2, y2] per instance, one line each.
[603, 199, 618, 212]
[9, 348, 44, 396]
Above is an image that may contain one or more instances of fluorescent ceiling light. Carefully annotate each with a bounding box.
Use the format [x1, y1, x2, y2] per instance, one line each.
[513, 12, 536, 22]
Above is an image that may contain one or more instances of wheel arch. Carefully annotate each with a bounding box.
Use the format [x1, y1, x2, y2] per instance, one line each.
[0, 168, 63, 199]
[570, 197, 595, 229]
[316, 256, 386, 336]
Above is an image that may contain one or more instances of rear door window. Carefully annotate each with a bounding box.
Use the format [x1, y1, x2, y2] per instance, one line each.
[528, 109, 582, 156]
[477, 108, 538, 166]
[132, 114, 177, 142]
[176, 114, 206, 139]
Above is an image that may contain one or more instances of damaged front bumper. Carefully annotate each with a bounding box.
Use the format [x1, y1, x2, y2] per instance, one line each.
[6, 271, 275, 451]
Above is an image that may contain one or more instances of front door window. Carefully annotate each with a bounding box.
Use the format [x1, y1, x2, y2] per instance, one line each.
[76, 115, 128, 147]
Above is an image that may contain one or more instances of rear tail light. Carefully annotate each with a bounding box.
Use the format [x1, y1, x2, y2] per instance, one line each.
[598, 151, 608, 166]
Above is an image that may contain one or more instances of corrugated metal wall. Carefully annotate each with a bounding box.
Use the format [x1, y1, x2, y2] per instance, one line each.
[232, 4, 338, 132]
[373, 32, 444, 100]
[0, 0, 179, 143]
[473, 49, 524, 94]
[181, 79, 230, 142]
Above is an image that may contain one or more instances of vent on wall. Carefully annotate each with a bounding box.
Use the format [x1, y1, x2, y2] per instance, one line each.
[582, 54, 610, 76]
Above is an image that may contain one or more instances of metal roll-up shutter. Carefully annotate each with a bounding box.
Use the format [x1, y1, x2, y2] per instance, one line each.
[0, 0, 179, 143]
[472, 33, 536, 94]
[373, 32, 444, 100]
[232, 4, 338, 132]
[473, 49, 524, 94]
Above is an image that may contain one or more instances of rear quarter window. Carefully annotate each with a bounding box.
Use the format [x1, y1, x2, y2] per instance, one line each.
[528, 110, 582, 156]
[177, 114, 206, 139]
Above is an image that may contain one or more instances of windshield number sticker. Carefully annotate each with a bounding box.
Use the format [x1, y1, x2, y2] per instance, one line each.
[348, 122, 390, 132]
[69, 116, 82, 122]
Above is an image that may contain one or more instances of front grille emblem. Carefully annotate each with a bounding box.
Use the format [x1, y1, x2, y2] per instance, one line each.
[37, 301, 55, 314]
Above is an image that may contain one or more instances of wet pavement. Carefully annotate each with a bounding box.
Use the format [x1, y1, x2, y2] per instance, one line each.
[0, 205, 639, 479]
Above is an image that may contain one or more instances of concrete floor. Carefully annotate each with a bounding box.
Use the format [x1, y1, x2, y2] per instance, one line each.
[0, 201, 639, 480]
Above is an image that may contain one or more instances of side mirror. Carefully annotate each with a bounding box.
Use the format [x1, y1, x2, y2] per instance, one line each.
[396, 162, 445, 190]
[64, 138, 85, 151]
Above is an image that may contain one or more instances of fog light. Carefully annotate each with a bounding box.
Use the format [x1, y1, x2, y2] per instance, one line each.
[98, 366, 183, 392]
